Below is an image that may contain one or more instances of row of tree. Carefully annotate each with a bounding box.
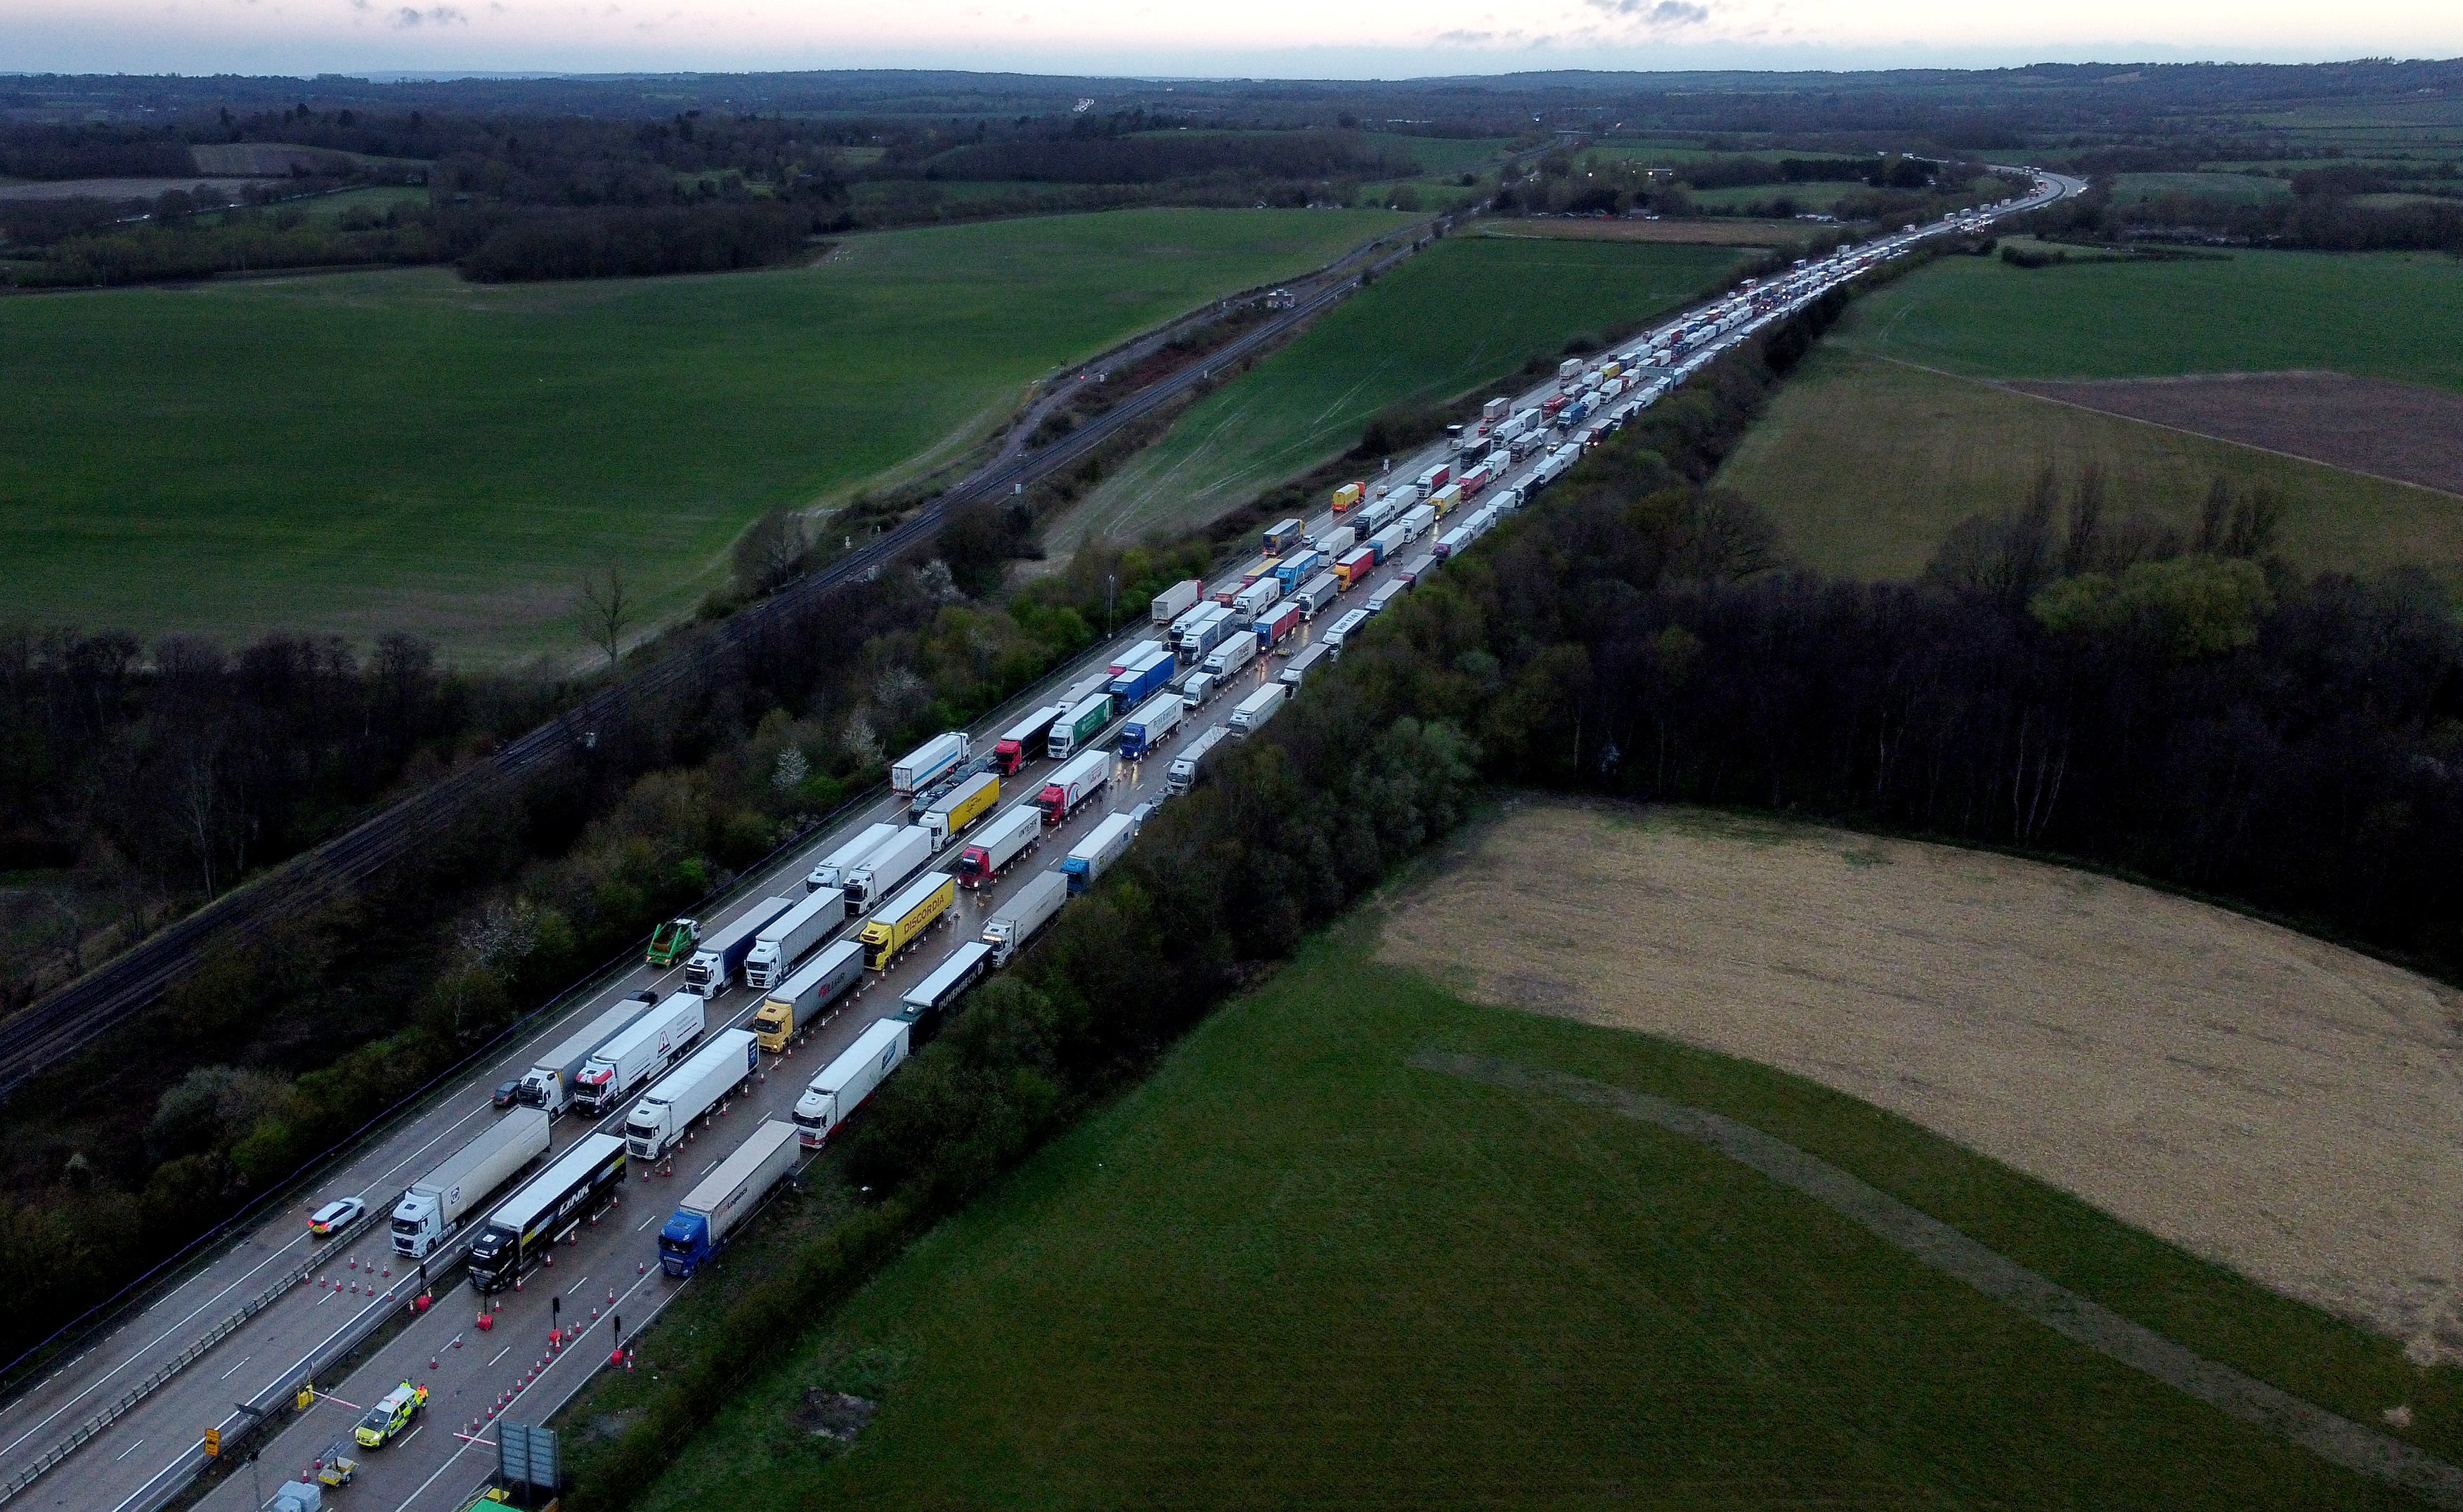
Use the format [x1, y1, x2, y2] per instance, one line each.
[570, 287, 2462, 1506]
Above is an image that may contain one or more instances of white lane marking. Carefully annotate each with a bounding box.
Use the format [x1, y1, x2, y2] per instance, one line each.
[485, 1347, 509, 1368]
[217, 1355, 252, 1381]
[111, 1438, 145, 1462]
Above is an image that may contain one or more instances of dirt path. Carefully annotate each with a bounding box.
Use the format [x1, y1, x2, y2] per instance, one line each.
[1379, 800, 2463, 1360]
[1418, 1050, 2463, 1508]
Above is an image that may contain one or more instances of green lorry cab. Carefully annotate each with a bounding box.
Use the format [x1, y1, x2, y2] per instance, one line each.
[645, 917, 698, 969]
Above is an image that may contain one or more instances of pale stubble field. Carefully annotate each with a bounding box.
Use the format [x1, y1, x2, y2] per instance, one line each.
[1380, 799, 2463, 1362]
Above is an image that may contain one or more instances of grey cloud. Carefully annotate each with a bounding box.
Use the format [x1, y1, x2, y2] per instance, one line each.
[389, 2, 466, 21]
[1587, 0, 1710, 25]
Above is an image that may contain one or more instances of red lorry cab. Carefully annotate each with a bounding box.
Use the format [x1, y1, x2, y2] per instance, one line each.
[958, 845, 996, 885]
[992, 740, 1029, 775]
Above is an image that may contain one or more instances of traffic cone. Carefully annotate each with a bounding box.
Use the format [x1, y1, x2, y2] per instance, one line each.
[637, 1261, 646, 1275]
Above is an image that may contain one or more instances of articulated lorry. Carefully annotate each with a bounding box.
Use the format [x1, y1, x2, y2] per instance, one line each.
[466, 1131, 626, 1293]
[625, 1028, 759, 1162]
[890, 732, 969, 797]
[807, 822, 898, 898]
[574, 991, 706, 1116]
[1229, 683, 1287, 738]
[1064, 812, 1138, 894]
[743, 889, 843, 991]
[658, 1119, 800, 1277]
[516, 993, 661, 1116]
[862, 871, 956, 970]
[1281, 641, 1334, 687]
[1036, 749, 1114, 825]
[750, 939, 865, 1052]
[389, 1107, 551, 1260]
[792, 1017, 909, 1148]
[1166, 725, 1229, 795]
[1202, 630, 1258, 679]
[1150, 579, 1202, 625]
[992, 705, 1063, 775]
[1117, 689, 1184, 762]
[1107, 650, 1176, 710]
[844, 826, 932, 913]
[982, 870, 1066, 965]
[684, 897, 796, 996]
[902, 941, 992, 1022]
[958, 804, 1041, 888]
[1047, 692, 1113, 760]
[922, 772, 1000, 845]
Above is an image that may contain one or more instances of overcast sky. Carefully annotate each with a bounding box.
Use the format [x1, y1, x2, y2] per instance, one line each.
[5, 0, 2459, 78]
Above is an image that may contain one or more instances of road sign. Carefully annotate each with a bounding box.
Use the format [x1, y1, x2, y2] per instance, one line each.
[498, 1421, 560, 1497]
[203, 1427, 220, 1458]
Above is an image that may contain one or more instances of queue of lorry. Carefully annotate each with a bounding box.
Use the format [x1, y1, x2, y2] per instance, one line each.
[349, 202, 2016, 1319]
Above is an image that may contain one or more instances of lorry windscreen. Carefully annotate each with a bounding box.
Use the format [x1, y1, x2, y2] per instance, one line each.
[391, 1214, 421, 1237]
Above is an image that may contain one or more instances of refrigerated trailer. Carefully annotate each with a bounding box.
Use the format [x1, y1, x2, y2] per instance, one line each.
[516, 993, 660, 1117]
[750, 939, 864, 1052]
[625, 1029, 759, 1162]
[1166, 725, 1230, 795]
[1229, 683, 1287, 738]
[843, 826, 932, 913]
[658, 1119, 800, 1277]
[1150, 579, 1202, 625]
[1117, 689, 1184, 762]
[807, 823, 899, 897]
[574, 992, 706, 1116]
[1064, 812, 1138, 894]
[792, 1017, 909, 1148]
[1036, 749, 1114, 824]
[466, 1133, 626, 1293]
[390, 1107, 550, 1260]
[890, 732, 969, 797]
[958, 804, 1041, 887]
[743, 888, 843, 991]
[982, 871, 1066, 965]
[684, 897, 796, 996]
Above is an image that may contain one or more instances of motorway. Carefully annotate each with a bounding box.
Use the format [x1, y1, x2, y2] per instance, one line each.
[0, 168, 2081, 1512]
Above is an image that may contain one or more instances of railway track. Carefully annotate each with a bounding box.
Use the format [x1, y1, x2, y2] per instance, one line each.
[0, 221, 1428, 1102]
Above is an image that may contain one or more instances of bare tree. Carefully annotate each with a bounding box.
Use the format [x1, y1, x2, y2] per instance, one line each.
[733, 509, 810, 598]
[580, 565, 632, 668]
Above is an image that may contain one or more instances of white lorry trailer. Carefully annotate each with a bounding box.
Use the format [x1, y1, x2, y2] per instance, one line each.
[658, 1119, 801, 1277]
[742, 888, 843, 991]
[1150, 578, 1202, 624]
[843, 824, 933, 913]
[792, 1017, 910, 1148]
[750, 939, 865, 1052]
[1064, 812, 1138, 894]
[957, 803, 1041, 889]
[890, 731, 969, 797]
[1117, 689, 1183, 762]
[574, 991, 705, 1116]
[1229, 682, 1288, 738]
[806, 822, 898, 898]
[683, 896, 796, 996]
[1202, 630, 1258, 679]
[982, 870, 1067, 965]
[625, 1028, 760, 1162]
[1166, 726, 1229, 795]
[389, 1107, 552, 1260]
[515, 993, 660, 1117]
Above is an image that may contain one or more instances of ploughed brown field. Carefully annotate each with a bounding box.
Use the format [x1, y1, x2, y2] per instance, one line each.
[1380, 798, 2463, 1361]
[2010, 370, 2463, 498]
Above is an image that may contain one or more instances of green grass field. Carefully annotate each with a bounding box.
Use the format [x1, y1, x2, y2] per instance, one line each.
[616, 897, 2448, 1509]
[1689, 178, 1868, 211]
[0, 207, 1408, 660]
[1833, 247, 2463, 389]
[1355, 131, 1518, 176]
[2111, 171, 2291, 207]
[1047, 236, 1739, 550]
[1717, 348, 2463, 580]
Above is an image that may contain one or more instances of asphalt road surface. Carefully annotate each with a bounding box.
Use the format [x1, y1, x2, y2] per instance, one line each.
[0, 167, 2083, 1512]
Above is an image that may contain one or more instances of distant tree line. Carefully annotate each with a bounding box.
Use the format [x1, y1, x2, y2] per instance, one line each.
[916, 129, 1420, 185]
[2020, 171, 2463, 254]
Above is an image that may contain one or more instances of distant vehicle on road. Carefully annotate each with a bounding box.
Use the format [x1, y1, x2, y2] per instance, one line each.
[492, 1078, 523, 1109]
[308, 1197, 364, 1237]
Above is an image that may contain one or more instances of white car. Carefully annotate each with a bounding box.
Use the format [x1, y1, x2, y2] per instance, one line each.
[308, 1197, 365, 1238]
